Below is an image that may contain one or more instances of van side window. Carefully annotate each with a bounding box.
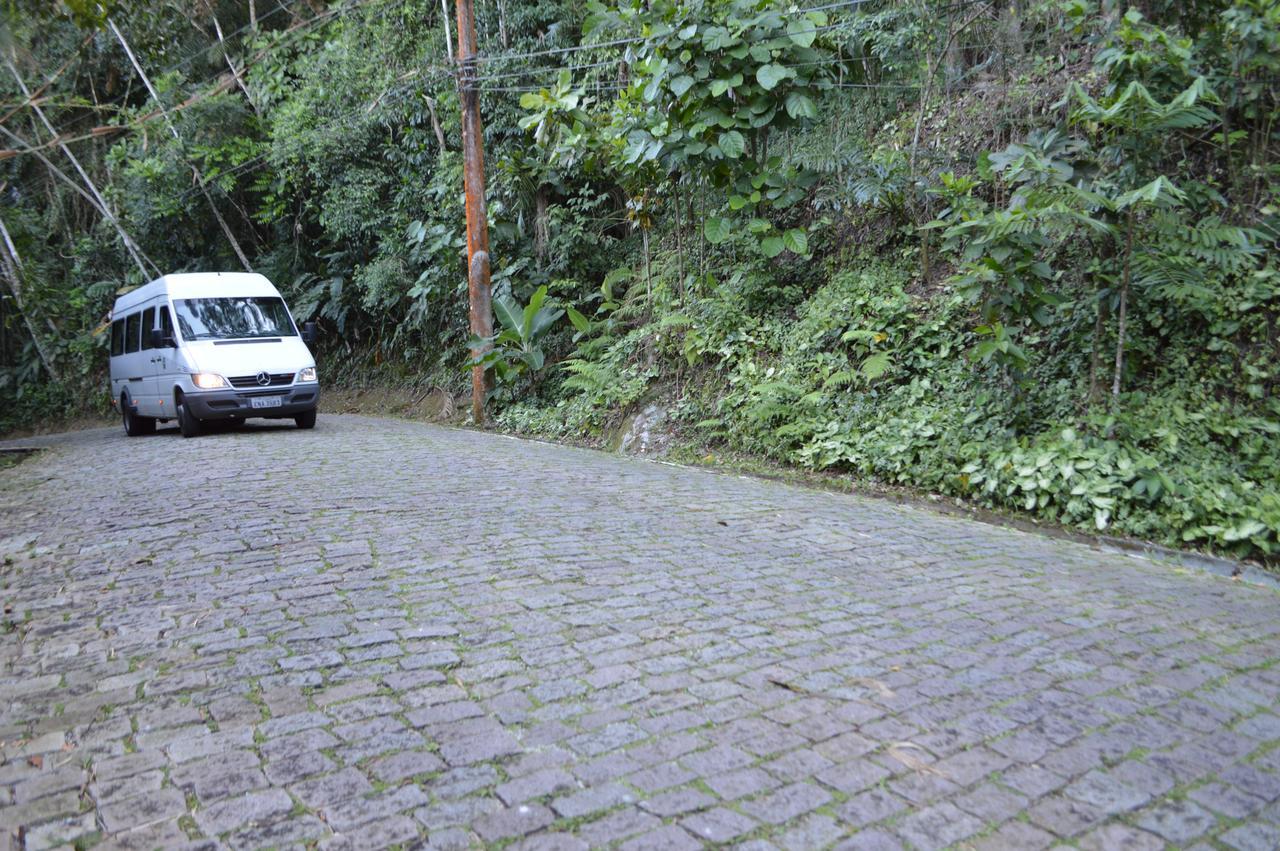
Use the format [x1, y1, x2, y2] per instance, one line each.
[140, 307, 156, 350]
[160, 306, 175, 343]
[124, 313, 141, 354]
[110, 319, 124, 356]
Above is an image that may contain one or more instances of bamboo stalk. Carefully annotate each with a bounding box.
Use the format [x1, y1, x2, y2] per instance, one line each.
[6, 58, 157, 279]
[109, 18, 254, 272]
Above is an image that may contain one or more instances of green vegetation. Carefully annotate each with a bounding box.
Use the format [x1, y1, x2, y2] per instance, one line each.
[1, 0, 1277, 561]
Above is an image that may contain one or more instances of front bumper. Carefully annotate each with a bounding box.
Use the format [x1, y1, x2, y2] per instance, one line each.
[185, 385, 320, 420]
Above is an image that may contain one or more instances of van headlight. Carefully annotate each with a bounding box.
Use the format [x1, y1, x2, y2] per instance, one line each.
[298, 367, 317, 383]
[192, 373, 228, 389]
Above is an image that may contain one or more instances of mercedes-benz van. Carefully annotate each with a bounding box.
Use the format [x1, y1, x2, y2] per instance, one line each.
[108, 272, 320, 438]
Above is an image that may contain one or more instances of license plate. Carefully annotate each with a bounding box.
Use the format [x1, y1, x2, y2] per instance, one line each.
[250, 396, 282, 409]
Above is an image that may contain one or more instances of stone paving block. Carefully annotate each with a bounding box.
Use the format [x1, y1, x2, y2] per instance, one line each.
[97, 788, 188, 834]
[22, 813, 96, 851]
[326, 784, 429, 832]
[970, 820, 1057, 851]
[1026, 794, 1108, 838]
[263, 748, 335, 785]
[1188, 780, 1267, 819]
[320, 815, 420, 850]
[776, 813, 846, 851]
[834, 788, 909, 827]
[224, 814, 330, 851]
[1076, 823, 1167, 851]
[1063, 769, 1151, 814]
[292, 768, 374, 809]
[369, 749, 445, 783]
[892, 800, 984, 850]
[638, 787, 715, 817]
[194, 788, 293, 836]
[572, 807, 664, 846]
[1218, 822, 1280, 851]
[1135, 799, 1220, 845]
[680, 807, 758, 843]
[507, 833, 589, 851]
[832, 827, 905, 850]
[551, 782, 636, 819]
[618, 824, 703, 851]
[473, 803, 556, 843]
[741, 781, 831, 825]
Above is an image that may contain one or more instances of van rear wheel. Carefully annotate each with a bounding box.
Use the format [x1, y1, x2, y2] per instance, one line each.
[121, 393, 155, 437]
[294, 409, 317, 430]
[175, 393, 202, 438]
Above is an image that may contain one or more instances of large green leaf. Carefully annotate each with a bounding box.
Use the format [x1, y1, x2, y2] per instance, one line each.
[782, 228, 808, 254]
[521, 285, 549, 340]
[704, 217, 732, 244]
[760, 236, 784, 257]
[529, 307, 564, 342]
[519, 347, 546, 371]
[670, 75, 696, 97]
[566, 307, 590, 333]
[756, 64, 788, 91]
[785, 92, 817, 120]
[494, 295, 522, 334]
[786, 18, 816, 48]
[718, 130, 745, 159]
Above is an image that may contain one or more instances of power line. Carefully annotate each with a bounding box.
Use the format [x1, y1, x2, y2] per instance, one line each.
[1, 0, 401, 144]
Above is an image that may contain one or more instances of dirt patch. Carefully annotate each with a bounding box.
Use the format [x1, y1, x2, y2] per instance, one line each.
[323, 384, 467, 425]
[1, 414, 114, 441]
[0, 448, 42, 469]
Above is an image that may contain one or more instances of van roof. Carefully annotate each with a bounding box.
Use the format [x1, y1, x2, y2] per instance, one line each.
[112, 272, 281, 315]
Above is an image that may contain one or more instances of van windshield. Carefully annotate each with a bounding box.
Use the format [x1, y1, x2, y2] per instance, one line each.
[174, 297, 296, 340]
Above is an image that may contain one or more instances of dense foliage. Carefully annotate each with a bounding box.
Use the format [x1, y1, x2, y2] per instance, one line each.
[2, 0, 1278, 561]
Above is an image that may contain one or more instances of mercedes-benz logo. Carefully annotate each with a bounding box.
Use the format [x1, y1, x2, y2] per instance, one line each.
[255, 371, 271, 386]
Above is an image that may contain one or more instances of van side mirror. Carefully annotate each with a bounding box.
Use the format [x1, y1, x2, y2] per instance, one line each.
[149, 328, 176, 348]
[302, 321, 317, 345]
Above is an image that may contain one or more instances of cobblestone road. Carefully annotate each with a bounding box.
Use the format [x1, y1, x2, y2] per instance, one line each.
[2, 415, 1279, 851]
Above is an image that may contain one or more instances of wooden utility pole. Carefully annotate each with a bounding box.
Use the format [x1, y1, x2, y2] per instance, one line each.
[456, 0, 492, 425]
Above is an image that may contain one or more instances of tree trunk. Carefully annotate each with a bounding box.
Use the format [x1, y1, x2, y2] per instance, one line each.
[641, 226, 651, 302]
[214, 15, 258, 114]
[440, 0, 454, 61]
[534, 184, 549, 270]
[109, 18, 253, 272]
[425, 96, 447, 152]
[1111, 212, 1135, 409]
[0, 214, 59, 380]
[674, 179, 684, 300]
[1087, 283, 1109, 406]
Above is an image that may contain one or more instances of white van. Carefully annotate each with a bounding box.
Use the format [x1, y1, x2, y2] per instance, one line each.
[108, 272, 320, 438]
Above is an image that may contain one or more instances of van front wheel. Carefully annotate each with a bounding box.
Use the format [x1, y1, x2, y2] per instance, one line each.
[121, 393, 155, 437]
[176, 393, 202, 438]
[294, 409, 317, 430]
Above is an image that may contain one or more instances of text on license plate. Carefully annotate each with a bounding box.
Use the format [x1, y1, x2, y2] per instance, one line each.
[250, 396, 282, 409]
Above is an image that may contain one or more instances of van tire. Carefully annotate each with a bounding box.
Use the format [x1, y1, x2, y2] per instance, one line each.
[294, 409, 317, 430]
[122, 393, 155, 436]
[176, 393, 202, 438]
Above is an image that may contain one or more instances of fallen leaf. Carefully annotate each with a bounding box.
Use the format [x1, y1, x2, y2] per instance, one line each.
[887, 742, 947, 777]
[850, 677, 895, 698]
[27, 755, 42, 768]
